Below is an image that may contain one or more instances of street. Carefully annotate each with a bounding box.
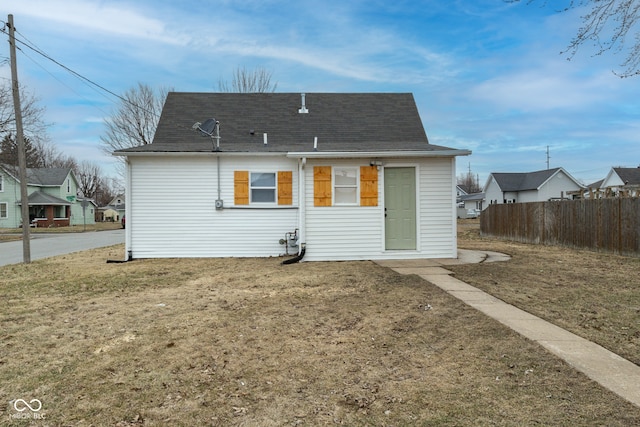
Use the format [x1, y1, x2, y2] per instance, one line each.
[0, 230, 125, 267]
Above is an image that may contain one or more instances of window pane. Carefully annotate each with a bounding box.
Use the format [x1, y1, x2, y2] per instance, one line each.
[251, 173, 276, 187]
[335, 187, 357, 204]
[252, 189, 276, 203]
[335, 169, 356, 186]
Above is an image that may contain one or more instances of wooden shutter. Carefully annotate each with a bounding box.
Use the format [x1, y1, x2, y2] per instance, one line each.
[360, 166, 378, 206]
[234, 170, 249, 205]
[314, 166, 332, 206]
[277, 171, 293, 205]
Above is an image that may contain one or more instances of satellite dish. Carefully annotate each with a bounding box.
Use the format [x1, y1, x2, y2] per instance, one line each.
[198, 118, 217, 136]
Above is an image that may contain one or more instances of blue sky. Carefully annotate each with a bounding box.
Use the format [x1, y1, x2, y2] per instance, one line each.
[1, 0, 639, 187]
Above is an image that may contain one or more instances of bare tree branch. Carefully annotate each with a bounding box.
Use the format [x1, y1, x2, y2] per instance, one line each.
[75, 160, 101, 198]
[0, 81, 50, 144]
[100, 83, 169, 154]
[508, 0, 640, 77]
[218, 67, 278, 93]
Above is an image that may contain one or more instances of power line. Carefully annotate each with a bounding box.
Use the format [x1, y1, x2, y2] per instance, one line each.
[0, 20, 159, 118]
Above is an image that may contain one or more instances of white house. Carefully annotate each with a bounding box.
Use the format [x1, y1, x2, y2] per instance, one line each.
[114, 93, 470, 262]
[599, 167, 640, 195]
[484, 167, 584, 208]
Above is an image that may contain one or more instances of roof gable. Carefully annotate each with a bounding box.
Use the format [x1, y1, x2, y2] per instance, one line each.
[117, 92, 460, 154]
[613, 167, 640, 185]
[0, 163, 72, 186]
[27, 168, 72, 186]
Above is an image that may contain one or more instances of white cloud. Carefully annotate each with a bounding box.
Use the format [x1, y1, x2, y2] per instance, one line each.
[8, 0, 183, 45]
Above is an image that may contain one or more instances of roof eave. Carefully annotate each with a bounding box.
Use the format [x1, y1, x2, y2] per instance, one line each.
[114, 149, 472, 158]
[287, 149, 472, 159]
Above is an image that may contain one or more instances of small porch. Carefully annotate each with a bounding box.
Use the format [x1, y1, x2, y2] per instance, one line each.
[21, 191, 72, 228]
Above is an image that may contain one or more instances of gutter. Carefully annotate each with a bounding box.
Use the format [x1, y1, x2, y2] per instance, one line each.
[113, 149, 472, 159]
[286, 149, 472, 159]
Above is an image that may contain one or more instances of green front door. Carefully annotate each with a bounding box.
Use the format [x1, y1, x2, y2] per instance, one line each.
[384, 167, 416, 250]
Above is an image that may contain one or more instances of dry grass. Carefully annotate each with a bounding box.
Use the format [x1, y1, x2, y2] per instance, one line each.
[453, 218, 640, 366]
[1, 236, 640, 425]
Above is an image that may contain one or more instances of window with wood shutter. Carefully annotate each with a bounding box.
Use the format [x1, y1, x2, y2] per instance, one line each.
[277, 171, 293, 205]
[250, 172, 277, 203]
[314, 166, 332, 206]
[334, 167, 358, 205]
[360, 166, 378, 206]
[234, 170, 249, 205]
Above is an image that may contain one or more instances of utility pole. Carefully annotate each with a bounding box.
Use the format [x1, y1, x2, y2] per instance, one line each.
[8, 14, 31, 263]
[546, 146, 551, 170]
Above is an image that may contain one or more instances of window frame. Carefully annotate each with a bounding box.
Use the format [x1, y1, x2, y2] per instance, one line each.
[0, 202, 7, 219]
[333, 167, 359, 206]
[249, 171, 277, 204]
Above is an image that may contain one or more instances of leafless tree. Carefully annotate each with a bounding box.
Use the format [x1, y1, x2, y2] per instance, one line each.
[0, 81, 50, 146]
[508, 0, 640, 77]
[75, 160, 102, 198]
[218, 67, 278, 93]
[457, 171, 482, 194]
[100, 83, 169, 155]
[94, 176, 121, 206]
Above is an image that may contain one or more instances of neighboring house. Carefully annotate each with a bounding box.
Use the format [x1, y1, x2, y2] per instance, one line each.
[599, 167, 640, 196]
[458, 192, 485, 211]
[0, 163, 95, 228]
[484, 167, 584, 208]
[456, 185, 468, 199]
[114, 92, 471, 261]
[98, 194, 125, 222]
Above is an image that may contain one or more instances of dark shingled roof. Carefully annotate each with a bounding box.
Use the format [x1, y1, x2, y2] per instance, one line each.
[491, 168, 562, 192]
[613, 167, 640, 185]
[1, 163, 71, 186]
[116, 92, 459, 154]
[26, 191, 71, 206]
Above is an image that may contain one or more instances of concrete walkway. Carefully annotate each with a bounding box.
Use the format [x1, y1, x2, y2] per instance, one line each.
[375, 249, 640, 409]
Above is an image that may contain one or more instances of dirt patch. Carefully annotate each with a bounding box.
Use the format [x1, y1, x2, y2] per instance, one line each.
[1, 242, 639, 425]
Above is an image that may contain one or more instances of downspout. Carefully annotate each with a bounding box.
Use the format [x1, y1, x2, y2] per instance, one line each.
[282, 157, 307, 264]
[217, 155, 221, 203]
[108, 158, 134, 263]
[125, 157, 132, 259]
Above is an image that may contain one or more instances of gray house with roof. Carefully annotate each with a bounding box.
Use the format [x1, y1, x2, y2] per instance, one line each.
[114, 92, 470, 261]
[484, 167, 584, 208]
[0, 163, 95, 228]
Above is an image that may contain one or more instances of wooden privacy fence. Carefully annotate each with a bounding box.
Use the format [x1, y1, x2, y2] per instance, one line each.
[480, 198, 640, 256]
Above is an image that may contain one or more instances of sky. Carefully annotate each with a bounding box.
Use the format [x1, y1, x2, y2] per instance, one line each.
[1, 0, 639, 188]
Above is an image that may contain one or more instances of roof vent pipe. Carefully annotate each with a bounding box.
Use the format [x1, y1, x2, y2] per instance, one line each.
[298, 93, 309, 114]
[313, 136, 318, 151]
[263, 133, 268, 145]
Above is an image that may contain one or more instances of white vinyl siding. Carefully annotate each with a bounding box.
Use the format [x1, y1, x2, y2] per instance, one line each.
[125, 154, 458, 261]
[303, 157, 457, 261]
[127, 155, 298, 258]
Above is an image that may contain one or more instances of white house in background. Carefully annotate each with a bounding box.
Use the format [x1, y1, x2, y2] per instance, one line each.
[456, 185, 468, 199]
[601, 167, 640, 190]
[114, 92, 470, 262]
[484, 167, 584, 208]
[458, 192, 485, 211]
